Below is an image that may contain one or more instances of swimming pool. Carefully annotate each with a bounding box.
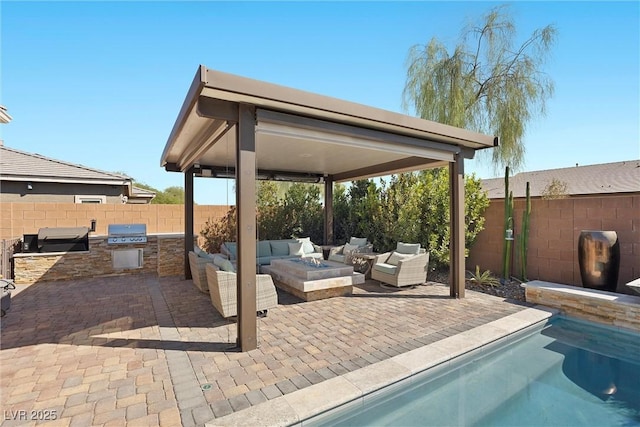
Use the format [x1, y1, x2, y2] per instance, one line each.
[307, 317, 640, 426]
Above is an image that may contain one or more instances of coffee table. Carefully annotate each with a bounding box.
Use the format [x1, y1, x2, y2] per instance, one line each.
[261, 258, 365, 301]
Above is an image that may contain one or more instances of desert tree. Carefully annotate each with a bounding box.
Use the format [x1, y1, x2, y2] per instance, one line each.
[403, 5, 557, 172]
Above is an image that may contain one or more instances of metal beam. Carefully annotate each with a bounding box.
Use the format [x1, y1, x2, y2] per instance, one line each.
[333, 157, 442, 182]
[160, 65, 207, 166]
[164, 162, 180, 172]
[324, 176, 334, 245]
[191, 165, 323, 182]
[177, 119, 232, 171]
[197, 97, 239, 122]
[236, 104, 257, 352]
[449, 154, 465, 298]
[184, 166, 195, 280]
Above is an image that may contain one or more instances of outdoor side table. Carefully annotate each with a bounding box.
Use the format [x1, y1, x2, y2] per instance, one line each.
[350, 253, 379, 279]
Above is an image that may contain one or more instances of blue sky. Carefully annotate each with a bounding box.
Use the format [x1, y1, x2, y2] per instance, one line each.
[2, 1, 639, 205]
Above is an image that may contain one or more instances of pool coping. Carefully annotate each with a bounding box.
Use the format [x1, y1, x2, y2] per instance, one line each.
[206, 305, 557, 427]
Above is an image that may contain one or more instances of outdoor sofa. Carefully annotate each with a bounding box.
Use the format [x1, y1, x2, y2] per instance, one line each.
[371, 242, 429, 287]
[221, 238, 323, 266]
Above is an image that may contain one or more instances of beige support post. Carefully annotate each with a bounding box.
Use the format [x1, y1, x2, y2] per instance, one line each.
[184, 166, 194, 280]
[449, 154, 465, 298]
[236, 104, 258, 351]
[324, 176, 334, 245]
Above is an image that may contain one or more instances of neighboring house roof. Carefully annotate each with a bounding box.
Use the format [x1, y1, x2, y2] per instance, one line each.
[0, 144, 130, 185]
[0, 106, 11, 124]
[482, 160, 640, 199]
[131, 186, 156, 202]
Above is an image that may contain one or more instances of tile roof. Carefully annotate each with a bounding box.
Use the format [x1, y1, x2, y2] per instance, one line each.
[0, 144, 130, 184]
[0, 106, 11, 124]
[482, 160, 640, 199]
[132, 186, 156, 196]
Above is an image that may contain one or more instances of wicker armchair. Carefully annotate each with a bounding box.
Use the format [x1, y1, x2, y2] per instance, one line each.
[205, 263, 278, 318]
[371, 245, 429, 288]
[188, 251, 212, 294]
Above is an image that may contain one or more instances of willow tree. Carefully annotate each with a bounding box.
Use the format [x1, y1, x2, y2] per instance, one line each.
[403, 6, 557, 171]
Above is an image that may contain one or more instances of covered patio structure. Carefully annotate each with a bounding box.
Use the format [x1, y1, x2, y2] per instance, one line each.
[160, 65, 498, 351]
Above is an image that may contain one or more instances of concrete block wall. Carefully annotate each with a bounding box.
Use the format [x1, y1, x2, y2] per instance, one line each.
[467, 195, 640, 293]
[0, 203, 230, 240]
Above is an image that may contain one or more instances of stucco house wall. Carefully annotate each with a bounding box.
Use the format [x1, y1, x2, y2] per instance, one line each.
[0, 181, 125, 204]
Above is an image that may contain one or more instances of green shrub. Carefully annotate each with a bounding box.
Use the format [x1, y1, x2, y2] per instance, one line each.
[200, 182, 324, 250]
[361, 168, 489, 267]
[200, 169, 489, 270]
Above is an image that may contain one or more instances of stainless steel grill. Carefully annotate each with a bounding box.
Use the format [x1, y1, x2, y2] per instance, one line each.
[37, 227, 89, 252]
[107, 224, 147, 244]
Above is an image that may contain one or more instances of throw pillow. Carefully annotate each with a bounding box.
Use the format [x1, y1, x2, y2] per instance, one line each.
[225, 242, 238, 259]
[297, 237, 316, 254]
[270, 240, 290, 256]
[213, 254, 228, 268]
[343, 242, 359, 255]
[288, 242, 305, 256]
[396, 242, 421, 255]
[202, 252, 216, 261]
[257, 241, 272, 257]
[387, 251, 413, 266]
[219, 259, 235, 272]
[195, 246, 216, 261]
[349, 237, 368, 247]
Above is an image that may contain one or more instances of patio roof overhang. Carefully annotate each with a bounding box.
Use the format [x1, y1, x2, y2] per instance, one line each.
[160, 65, 498, 352]
[161, 66, 497, 181]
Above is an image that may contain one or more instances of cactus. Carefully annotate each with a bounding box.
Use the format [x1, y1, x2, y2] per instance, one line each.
[519, 182, 531, 281]
[501, 167, 514, 282]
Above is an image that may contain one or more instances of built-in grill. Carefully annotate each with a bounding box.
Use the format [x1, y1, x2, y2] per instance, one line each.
[36, 227, 90, 252]
[107, 224, 147, 244]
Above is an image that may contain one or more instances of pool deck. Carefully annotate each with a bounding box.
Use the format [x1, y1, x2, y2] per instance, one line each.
[1, 274, 549, 426]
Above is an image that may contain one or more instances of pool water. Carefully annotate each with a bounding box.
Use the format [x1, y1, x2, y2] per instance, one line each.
[308, 317, 640, 426]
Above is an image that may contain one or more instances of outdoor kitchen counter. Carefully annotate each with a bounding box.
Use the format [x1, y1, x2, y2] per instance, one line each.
[13, 234, 192, 284]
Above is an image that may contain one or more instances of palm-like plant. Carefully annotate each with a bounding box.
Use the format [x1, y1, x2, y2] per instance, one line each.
[466, 265, 501, 287]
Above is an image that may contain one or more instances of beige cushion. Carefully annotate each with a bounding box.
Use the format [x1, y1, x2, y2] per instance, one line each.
[288, 242, 304, 256]
[343, 242, 359, 255]
[328, 253, 346, 263]
[387, 251, 413, 266]
[373, 263, 397, 275]
[396, 242, 421, 255]
[349, 237, 368, 247]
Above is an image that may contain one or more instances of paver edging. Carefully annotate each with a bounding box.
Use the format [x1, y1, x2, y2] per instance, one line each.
[206, 306, 555, 427]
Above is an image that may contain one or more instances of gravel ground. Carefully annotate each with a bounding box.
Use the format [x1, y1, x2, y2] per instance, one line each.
[429, 268, 526, 302]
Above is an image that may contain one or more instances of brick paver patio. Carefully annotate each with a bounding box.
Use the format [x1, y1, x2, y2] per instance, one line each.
[0, 274, 529, 426]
